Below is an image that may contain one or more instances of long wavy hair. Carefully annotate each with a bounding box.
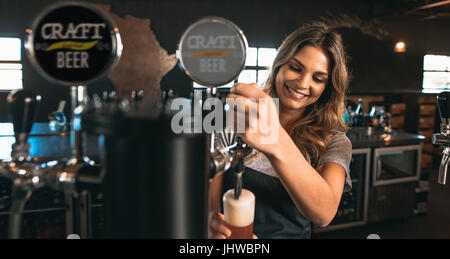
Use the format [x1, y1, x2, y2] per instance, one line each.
[263, 22, 349, 168]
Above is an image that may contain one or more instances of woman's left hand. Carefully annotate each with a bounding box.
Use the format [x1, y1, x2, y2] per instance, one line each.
[227, 83, 284, 157]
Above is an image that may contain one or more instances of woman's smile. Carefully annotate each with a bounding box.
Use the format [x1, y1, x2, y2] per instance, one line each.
[284, 83, 309, 100]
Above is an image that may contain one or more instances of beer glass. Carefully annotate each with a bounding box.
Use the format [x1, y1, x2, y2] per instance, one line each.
[222, 189, 255, 239]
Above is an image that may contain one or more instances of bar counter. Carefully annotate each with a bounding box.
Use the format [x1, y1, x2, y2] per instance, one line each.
[347, 127, 425, 149]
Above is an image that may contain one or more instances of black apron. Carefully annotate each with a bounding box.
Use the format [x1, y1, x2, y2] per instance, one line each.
[223, 167, 312, 239]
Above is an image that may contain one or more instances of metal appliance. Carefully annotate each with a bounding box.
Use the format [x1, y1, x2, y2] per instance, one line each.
[432, 91, 450, 185]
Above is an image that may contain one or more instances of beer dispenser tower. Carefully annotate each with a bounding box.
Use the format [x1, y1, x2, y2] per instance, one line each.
[432, 92, 450, 185]
[21, 1, 122, 238]
[177, 17, 253, 199]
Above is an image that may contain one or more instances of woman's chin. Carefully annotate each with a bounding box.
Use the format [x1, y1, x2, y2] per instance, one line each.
[280, 98, 307, 111]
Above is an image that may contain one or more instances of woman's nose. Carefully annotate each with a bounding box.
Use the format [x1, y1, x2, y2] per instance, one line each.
[294, 74, 311, 90]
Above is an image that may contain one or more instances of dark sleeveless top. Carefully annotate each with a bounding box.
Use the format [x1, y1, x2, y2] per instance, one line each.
[223, 132, 352, 239]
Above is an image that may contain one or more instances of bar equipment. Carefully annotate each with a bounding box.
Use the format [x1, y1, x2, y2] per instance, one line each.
[370, 106, 388, 131]
[48, 100, 67, 131]
[432, 91, 450, 185]
[372, 145, 422, 186]
[0, 90, 41, 239]
[80, 16, 252, 238]
[22, 1, 122, 237]
[16, 4, 252, 238]
[177, 16, 252, 198]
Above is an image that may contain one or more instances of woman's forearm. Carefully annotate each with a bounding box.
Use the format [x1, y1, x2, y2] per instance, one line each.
[265, 129, 341, 227]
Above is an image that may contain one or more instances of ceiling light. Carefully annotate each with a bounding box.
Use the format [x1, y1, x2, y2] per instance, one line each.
[394, 41, 406, 53]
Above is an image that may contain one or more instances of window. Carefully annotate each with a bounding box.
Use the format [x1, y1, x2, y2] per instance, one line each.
[193, 47, 277, 88]
[423, 54, 450, 91]
[0, 37, 23, 90]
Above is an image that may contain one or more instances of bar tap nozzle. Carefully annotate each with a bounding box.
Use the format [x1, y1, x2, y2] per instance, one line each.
[439, 147, 450, 185]
[234, 159, 244, 200]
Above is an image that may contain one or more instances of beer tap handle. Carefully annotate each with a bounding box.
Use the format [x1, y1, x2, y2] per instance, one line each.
[437, 91, 450, 126]
[7, 90, 41, 143]
[132, 90, 144, 102]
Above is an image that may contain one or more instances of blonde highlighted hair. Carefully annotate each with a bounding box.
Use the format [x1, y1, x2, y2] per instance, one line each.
[263, 22, 349, 168]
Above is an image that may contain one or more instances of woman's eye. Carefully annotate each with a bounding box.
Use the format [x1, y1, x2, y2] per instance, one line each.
[313, 77, 326, 83]
[289, 65, 302, 72]
[313, 77, 324, 83]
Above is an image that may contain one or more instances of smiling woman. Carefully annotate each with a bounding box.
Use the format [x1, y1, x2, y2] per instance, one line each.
[264, 22, 349, 167]
[209, 22, 352, 239]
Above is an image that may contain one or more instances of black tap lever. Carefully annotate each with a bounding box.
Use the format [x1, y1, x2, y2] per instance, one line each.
[437, 92, 450, 122]
[7, 90, 41, 161]
[7, 90, 41, 140]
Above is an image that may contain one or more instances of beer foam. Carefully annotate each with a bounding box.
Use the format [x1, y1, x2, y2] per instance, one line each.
[223, 189, 255, 227]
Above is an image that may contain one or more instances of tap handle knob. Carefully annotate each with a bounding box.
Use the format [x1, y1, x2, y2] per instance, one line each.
[7, 90, 41, 139]
[437, 92, 450, 121]
[131, 90, 144, 102]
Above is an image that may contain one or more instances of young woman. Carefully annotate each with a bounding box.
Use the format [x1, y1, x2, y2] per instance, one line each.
[209, 22, 352, 239]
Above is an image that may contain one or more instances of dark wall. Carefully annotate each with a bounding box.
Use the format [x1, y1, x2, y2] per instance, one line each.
[338, 27, 424, 94]
[1, 0, 450, 122]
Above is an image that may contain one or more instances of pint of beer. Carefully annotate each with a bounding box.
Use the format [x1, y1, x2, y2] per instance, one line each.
[222, 189, 255, 239]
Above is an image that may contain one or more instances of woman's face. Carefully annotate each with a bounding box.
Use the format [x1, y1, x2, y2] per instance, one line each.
[275, 45, 330, 114]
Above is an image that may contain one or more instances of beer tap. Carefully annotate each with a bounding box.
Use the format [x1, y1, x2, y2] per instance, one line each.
[204, 86, 253, 199]
[0, 90, 41, 239]
[175, 16, 253, 236]
[37, 86, 102, 188]
[33, 86, 103, 238]
[211, 122, 252, 199]
[19, 1, 123, 238]
[432, 91, 450, 185]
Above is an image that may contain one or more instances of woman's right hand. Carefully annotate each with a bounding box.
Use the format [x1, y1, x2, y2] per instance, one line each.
[208, 211, 232, 239]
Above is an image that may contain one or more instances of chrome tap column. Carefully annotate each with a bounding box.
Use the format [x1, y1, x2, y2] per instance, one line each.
[432, 91, 450, 185]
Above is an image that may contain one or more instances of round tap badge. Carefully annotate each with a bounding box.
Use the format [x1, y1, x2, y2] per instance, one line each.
[25, 1, 122, 86]
[177, 17, 248, 87]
